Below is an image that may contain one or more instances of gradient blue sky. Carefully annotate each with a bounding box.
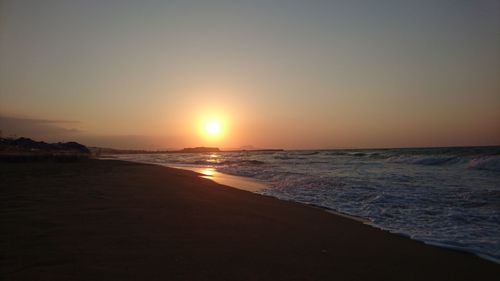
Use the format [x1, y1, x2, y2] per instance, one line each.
[1, 0, 499, 149]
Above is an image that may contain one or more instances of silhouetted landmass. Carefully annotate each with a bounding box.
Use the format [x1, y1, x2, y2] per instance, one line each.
[1, 137, 90, 153]
[180, 147, 220, 153]
[225, 149, 284, 152]
[0, 137, 90, 162]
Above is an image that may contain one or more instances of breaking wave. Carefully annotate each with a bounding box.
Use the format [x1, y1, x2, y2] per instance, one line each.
[386, 155, 458, 165]
[468, 155, 500, 172]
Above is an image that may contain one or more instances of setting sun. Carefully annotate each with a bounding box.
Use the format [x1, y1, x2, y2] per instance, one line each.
[196, 112, 230, 143]
[205, 120, 222, 137]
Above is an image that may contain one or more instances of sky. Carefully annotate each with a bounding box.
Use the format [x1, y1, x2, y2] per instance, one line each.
[1, 0, 499, 149]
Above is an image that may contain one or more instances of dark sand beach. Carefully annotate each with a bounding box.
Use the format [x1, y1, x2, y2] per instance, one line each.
[1, 159, 499, 280]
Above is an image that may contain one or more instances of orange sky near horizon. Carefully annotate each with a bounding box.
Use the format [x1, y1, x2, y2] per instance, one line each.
[1, 1, 499, 150]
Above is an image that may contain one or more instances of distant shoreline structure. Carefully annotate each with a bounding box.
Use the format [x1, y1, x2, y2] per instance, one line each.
[91, 146, 284, 155]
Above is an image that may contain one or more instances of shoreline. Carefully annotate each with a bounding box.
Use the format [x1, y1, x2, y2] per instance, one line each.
[1, 159, 499, 280]
[106, 157, 374, 223]
[169, 165, 268, 192]
[98, 156, 270, 192]
[103, 157, 500, 264]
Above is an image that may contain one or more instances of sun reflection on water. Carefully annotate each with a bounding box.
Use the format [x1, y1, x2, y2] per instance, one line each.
[206, 153, 219, 164]
[200, 168, 215, 177]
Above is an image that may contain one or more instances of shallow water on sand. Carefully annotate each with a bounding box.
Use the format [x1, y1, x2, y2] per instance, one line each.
[173, 166, 267, 192]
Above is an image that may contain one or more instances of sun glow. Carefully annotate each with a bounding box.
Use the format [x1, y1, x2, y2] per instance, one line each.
[205, 120, 222, 137]
[195, 109, 231, 144]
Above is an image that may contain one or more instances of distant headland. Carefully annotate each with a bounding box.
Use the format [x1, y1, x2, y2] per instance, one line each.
[180, 147, 220, 153]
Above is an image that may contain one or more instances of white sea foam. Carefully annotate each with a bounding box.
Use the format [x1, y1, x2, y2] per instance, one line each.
[468, 155, 500, 172]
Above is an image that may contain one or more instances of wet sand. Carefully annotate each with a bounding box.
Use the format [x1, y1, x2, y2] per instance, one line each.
[1, 159, 498, 280]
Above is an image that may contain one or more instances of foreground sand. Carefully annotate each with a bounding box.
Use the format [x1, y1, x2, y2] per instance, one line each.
[1, 160, 498, 280]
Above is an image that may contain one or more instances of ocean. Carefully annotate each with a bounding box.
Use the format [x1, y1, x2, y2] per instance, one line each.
[110, 147, 500, 262]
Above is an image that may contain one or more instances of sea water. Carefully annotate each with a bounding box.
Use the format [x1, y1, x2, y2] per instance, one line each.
[111, 147, 500, 262]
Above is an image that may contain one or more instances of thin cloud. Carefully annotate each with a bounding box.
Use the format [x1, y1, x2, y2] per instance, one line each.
[0, 115, 83, 139]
